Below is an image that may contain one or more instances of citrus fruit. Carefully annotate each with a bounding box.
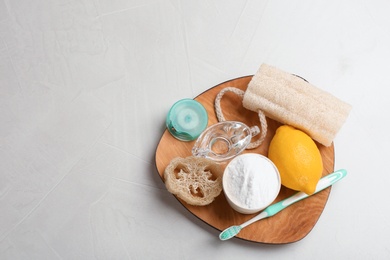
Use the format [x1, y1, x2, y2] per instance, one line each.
[268, 125, 323, 195]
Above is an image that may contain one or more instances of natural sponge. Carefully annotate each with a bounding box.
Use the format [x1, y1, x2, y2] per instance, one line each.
[242, 64, 352, 146]
[164, 156, 223, 206]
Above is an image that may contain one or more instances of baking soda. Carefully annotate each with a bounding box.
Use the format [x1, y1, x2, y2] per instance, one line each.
[225, 154, 280, 209]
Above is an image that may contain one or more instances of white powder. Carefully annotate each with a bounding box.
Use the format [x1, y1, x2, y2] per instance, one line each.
[225, 154, 280, 209]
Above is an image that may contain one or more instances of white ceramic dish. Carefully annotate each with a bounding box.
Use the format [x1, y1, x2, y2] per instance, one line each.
[222, 153, 281, 214]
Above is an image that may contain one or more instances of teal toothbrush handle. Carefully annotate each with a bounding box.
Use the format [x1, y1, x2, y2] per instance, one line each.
[264, 169, 347, 217]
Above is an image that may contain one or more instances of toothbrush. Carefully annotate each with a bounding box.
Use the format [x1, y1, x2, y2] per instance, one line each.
[219, 169, 347, 241]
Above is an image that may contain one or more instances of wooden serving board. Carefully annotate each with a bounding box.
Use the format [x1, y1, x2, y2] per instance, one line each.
[155, 76, 335, 244]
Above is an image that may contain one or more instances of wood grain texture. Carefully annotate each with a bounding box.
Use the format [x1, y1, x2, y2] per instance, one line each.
[155, 76, 335, 244]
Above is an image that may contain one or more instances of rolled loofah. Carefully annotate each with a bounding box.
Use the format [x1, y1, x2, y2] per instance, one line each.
[164, 156, 223, 206]
[242, 64, 352, 146]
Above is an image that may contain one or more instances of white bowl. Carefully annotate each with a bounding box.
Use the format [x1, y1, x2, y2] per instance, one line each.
[222, 153, 281, 214]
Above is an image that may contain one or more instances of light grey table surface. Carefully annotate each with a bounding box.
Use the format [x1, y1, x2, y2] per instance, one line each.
[1, 1, 389, 259]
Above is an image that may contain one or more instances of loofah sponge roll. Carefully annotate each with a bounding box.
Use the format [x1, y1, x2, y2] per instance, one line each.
[242, 64, 352, 147]
[164, 156, 223, 206]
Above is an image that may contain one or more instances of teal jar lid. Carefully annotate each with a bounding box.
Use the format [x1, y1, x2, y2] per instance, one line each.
[166, 99, 208, 141]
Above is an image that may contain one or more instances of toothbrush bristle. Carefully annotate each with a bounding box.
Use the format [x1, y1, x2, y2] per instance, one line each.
[219, 226, 241, 240]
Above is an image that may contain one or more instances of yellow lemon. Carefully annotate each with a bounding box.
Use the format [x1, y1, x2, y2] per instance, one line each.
[268, 125, 323, 195]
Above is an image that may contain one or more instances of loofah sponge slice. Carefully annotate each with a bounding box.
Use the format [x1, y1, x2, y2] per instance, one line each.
[164, 156, 223, 206]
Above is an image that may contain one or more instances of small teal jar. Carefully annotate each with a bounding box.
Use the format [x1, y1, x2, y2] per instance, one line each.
[166, 99, 208, 141]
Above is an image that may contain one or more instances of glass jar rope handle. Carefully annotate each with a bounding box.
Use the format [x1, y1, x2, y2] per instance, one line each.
[214, 87, 267, 149]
